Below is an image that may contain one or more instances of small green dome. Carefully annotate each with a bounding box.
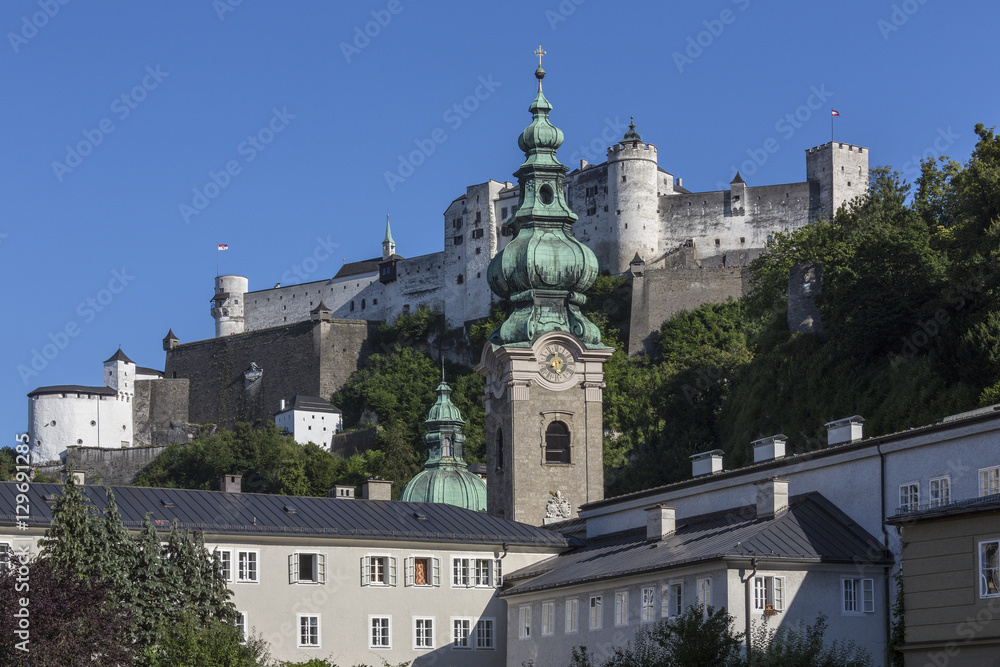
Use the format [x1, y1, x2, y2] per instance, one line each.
[400, 379, 487, 512]
[623, 117, 642, 143]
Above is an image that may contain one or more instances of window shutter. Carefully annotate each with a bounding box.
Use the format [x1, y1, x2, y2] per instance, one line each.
[432, 558, 441, 586]
[289, 554, 297, 584]
[389, 557, 398, 586]
[404, 557, 414, 587]
[494, 558, 503, 587]
[361, 556, 371, 586]
[318, 554, 326, 584]
[660, 585, 669, 617]
[775, 577, 785, 611]
[863, 579, 874, 612]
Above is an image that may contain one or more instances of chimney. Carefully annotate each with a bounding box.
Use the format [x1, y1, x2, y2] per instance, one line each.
[756, 478, 789, 519]
[677, 177, 683, 187]
[690, 449, 724, 477]
[279, 399, 286, 411]
[646, 504, 677, 541]
[580, 159, 588, 170]
[752, 434, 787, 463]
[825, 416, 864, 446]
[72, 470, 85, 485]
[361, 479, 393, 501]
[220, 474, 242, 493]
[329, 485, 355, 499]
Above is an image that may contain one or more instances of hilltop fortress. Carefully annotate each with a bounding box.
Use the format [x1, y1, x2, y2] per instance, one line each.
[206, 126, 867, 351]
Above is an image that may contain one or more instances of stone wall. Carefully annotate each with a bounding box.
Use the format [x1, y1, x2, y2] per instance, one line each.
[166, 319, 379, 429]
[629, 264, 750, 355]
[329, 426, 380, 458]
[133, 378, 191, 446]
[63, 444, 169, 486]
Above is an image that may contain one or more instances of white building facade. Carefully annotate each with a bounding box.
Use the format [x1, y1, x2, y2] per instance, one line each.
[274, 395, 343, 451]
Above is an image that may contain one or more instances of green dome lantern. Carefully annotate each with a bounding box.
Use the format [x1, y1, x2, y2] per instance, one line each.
[486, 54, 605, 349]
[399, 378, 487, 512]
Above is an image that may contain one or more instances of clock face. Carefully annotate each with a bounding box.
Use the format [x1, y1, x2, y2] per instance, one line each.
[538, 344, 575, 383]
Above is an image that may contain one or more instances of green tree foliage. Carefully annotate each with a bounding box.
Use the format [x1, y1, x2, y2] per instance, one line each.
[749, 613, 871, 667]
[145, 616, 270, 667]
[0, 446, 16, 481]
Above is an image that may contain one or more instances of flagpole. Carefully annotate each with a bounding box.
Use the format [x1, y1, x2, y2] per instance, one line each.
[831, 111, 834, 143]
[217, 246, 220, 277]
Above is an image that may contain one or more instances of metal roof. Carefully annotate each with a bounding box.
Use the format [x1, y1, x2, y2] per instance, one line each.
[277, 395, 342, 414]
[887, 492, 1000, 524]
[334, 257, 382, 279]
[103, 348, 135, 364]
[28, 385, 117, 398]
[0, 482, 572, 549]
[501, 493, 891, 596]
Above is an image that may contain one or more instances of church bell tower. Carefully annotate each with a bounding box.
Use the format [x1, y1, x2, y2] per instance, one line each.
[476, 49, 613, 526]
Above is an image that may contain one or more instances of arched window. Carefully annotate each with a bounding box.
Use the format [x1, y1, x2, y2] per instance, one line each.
[496, 429, 504, 470]
[545, 421, 571, 464]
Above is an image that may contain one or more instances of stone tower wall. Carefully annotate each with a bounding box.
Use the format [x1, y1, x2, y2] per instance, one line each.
[607, 142, 661, 274]
[132, 377, 191, 447]
[806, 142, 869, 221]
[213, 275, 249, 337]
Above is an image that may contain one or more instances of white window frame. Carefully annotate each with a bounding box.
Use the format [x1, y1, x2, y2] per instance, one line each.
[541, 601, 555, 636]
[842, 578, 875, 614]
[641, 586, 655, 622]
[980, 540, 1000, 598]
[297, 614, 320, 648]
[518, 604, 531, 639]
[614, 590, 629, 627]
[370, 615, 391, 649]
[451, 617, 472, 649]
[0, 541, 12, 573]
[565, 597, 579, 633]
[214, 548, 232, 582]
[404, 555, 441, 587]
[289, 552, 326, 585]
[475, 618, 495, 650]
[697, 578, 712, 609]
[452, 557, 472, 587]
[661, 581, 683, 618]
[361, 554, 397, 587]
[899, 482, 920, 512]
[414, 617, 434, 650]
[589, 594, 603, 630]
[753, 575, 786, 612]
[929, 476, 951, 508]
[236, 550, 258, 583]
[474, 558, 493, 587]
[235, 611, 247, 644]
[980, 466, 1000, 497]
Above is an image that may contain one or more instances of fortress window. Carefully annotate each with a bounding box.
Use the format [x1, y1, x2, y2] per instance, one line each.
[454, 235, 464, 245]
[476, 272, 481, 279]
[622, 175, 626, 183]
[373, 299, 378, 305]
[475, 211, 481, 222]
[502, 207, 508, 218]
[457, 275, 464, 285]
[715, 239, 721, 246]
[587, 207, 596, 216]
[472, 229, 484, 239]
[475, 247, 481, 255]
[350, 301, 355, 311]
[361, 299, 366, 309]
[545, 422, 571, 464]
[77, 439, 82, 445]
[91, 420, 96, 426]
[604, 206, 608, 212]
[847, 181, 852, 187]
[740, 237, 746, 244]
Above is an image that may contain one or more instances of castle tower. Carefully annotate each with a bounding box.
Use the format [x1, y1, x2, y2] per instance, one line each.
[103, 348, 135, 447]
[607, 118, 660, 275]
[211, 275, 249, 337]
[805, 141, 870, 221]
[399, 376, 488, 511]
[382, 214, 396, 261]
[103, 348, 135, 393]
[477, 55, 613, 525]
[162, 329, 179, 351]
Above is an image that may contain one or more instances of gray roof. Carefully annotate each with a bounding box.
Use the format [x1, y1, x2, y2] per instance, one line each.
[334, 257, 382, 279]
[28, 385, 117, 398]
[104, 348, 134, 364]
[501, 493, 891, 596]
[886, 492, 1000, 524]
[277, 395, 342, 414]
[136, 366, 163, 377]
[0, 482, 572, 549]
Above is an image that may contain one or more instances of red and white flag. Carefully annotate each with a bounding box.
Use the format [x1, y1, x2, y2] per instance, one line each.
[218, 243, 229, 250]
[831, 109, 841, 117]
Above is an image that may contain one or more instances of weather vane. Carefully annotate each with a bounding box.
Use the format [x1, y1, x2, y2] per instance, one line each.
[534, 45, 547, 67]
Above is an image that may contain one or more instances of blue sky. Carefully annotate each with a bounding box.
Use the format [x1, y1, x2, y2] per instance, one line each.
[1, 0, 997, 438]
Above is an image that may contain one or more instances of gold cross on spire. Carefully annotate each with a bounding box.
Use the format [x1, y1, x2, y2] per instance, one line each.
[534, 45, 547, 67]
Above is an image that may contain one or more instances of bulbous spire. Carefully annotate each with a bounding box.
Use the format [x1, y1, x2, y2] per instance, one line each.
[485, 54, 604, 349]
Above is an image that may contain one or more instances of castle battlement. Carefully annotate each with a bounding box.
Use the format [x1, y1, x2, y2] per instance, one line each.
[807, 142, 867, 154]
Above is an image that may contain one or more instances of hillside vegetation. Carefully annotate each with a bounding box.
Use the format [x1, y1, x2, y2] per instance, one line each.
[131, 124, 1000, 499]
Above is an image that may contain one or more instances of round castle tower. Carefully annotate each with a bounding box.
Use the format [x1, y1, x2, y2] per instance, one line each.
[607, 120, 659, 275]
[211, 275, 249, 337]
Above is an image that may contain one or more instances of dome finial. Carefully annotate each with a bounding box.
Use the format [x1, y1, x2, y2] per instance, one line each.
[533, 44, 547, 91]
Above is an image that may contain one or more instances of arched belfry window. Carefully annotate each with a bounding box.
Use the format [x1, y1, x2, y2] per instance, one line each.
[545, 421, 571, 464]
[496, 429, 504, 470]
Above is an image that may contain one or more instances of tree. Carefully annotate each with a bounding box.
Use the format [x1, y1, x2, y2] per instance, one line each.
[749, 613, 872, 667]
[655, 605, 745, 667]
